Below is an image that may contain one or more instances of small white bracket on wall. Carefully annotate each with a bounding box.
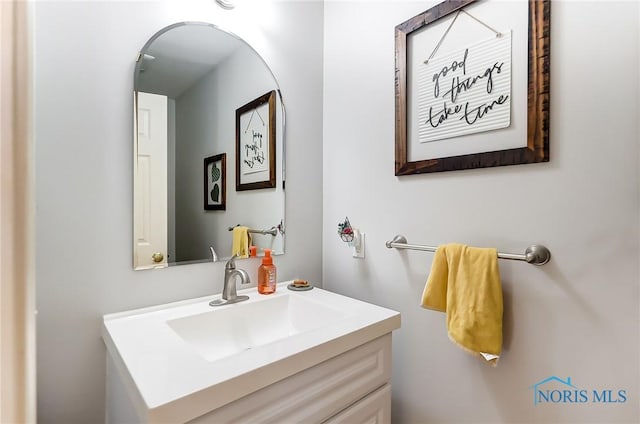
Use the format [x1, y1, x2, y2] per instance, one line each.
[351, 230, 365, 259]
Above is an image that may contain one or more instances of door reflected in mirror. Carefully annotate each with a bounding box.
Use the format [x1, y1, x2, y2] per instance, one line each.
[133, 22, 285, 270]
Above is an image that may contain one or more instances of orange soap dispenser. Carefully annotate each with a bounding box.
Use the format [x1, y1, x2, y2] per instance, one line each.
[258, 248, 277, 294]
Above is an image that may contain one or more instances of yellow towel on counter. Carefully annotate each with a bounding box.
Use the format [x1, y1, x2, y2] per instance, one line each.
[231, 226, 251, 258]
[421, 243, 503, 366]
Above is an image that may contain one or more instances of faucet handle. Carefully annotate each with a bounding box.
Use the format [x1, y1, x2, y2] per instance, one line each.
[226, 254, 239, 270]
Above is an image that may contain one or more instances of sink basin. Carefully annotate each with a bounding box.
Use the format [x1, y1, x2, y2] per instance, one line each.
[102, 282, 400, 423]
[167, 293, 349, 362]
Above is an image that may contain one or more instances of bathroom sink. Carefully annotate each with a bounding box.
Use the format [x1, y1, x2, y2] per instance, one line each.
[102, 282, 400, 423]
[166, 293, 348, 362]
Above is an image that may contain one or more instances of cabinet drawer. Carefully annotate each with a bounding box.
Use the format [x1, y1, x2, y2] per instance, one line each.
[323, 384, 391, 424]
[189, 334, 392, 423]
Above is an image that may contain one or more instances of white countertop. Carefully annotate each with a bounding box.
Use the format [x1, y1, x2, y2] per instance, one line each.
[102, 282, 401, 423]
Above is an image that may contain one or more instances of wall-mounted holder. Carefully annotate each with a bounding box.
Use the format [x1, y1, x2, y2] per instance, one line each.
[338, 217, 365, 259]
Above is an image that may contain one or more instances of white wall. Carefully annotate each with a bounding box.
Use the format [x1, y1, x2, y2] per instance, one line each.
[323, 1, 639, 423]
[34, 1, 323, 423]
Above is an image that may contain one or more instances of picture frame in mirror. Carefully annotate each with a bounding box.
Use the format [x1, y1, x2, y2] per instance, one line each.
[204, 153, 226, 211]
[236, 90, 276, 191]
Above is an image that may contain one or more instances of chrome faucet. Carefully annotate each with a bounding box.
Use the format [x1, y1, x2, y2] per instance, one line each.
[209, 254, 251, 306]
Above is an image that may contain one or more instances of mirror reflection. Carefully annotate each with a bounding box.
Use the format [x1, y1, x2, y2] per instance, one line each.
[133, 22, 285, 270]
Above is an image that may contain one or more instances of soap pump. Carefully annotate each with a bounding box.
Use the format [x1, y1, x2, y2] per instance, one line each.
[258, 248, 277, 294]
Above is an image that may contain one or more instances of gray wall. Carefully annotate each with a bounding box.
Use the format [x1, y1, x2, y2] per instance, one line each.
[174, 46, 284, 262]
[34, 1, 323, 423]
[323, 1, 639, 423]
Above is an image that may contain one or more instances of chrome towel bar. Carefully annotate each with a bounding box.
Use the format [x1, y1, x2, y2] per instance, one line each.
[385, 235, 551, 266]
[228, 226, 278, 236]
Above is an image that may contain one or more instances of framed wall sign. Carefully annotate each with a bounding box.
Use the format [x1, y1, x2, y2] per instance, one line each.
[235, 90, 276, 191]
[204, 153, 226, 210]
[394, 0, 550, 175]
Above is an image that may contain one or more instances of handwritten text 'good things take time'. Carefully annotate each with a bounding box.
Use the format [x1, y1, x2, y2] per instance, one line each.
[427, 47, 508, 128]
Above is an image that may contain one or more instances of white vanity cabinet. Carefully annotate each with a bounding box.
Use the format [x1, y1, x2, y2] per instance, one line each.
[187, 334, 392, 424]
[103, 284, 400, 423]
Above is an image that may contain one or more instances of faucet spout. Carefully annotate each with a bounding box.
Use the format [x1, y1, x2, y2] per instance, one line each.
[210, 255, 251, 307]
[223, 268, 251, 300]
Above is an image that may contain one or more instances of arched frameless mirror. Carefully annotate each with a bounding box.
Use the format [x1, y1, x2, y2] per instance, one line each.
[133, 22, 285, 270]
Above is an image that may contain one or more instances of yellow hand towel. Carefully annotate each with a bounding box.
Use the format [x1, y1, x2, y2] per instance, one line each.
[421, 243, 503, 366]
[231, 226, 251, 258]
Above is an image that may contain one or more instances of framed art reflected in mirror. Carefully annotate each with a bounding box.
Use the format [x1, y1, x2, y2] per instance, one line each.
[204, 153, 226, 211]
[236, 90, 276, 191]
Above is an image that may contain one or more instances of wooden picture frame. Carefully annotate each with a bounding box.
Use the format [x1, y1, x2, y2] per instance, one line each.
[235, 90, 276, 191]
[204, 153, 226, 210]
[394, 0, 550, 175]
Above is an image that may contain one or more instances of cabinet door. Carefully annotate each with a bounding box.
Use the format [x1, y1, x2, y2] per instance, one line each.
[323, 384, 391, 424]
